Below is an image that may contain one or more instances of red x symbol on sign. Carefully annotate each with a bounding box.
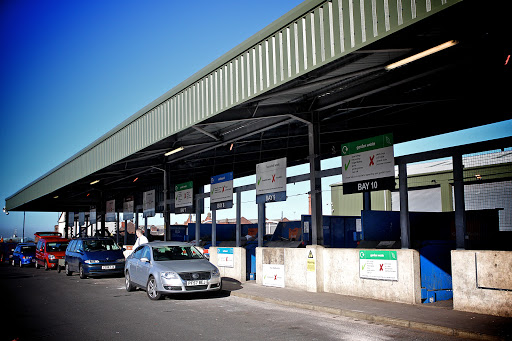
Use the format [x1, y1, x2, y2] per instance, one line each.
[369, 155, 375, 166]
[274, 274, 278, 280]
[379, 264, 384, 271]
[272, 174, 276, 182]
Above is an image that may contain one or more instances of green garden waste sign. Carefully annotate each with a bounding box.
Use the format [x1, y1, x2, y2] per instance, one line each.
[341, 133, 395, 194]
[359, 250, 398, 281]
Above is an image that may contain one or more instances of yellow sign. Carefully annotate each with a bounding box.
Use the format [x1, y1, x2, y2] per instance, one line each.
[307, 250, 315, 271]
[307, 259, 315, 271]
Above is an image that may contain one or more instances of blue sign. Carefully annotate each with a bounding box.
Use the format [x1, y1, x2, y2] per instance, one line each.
[218, 247, 234, 267]
[256, 191, 287, 204]
[211, 172, 233, 184]
[210, 172, 234, 209]
[218, 247, 233, 254]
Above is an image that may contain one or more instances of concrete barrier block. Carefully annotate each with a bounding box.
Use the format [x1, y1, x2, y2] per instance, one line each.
[452, 250, 512, 317]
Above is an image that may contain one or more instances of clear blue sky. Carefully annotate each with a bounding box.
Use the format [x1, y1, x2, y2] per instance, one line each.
[1, 0, 511, 239]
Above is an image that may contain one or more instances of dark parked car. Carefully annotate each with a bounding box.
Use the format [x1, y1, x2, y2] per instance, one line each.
[64, 237, 125, 279]
[0, 242, 18, 264]
[12, 243, 36, 267]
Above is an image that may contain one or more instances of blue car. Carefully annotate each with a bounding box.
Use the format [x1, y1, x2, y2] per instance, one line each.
[64, 237, 125, 279]
[12, 243, 36, 267]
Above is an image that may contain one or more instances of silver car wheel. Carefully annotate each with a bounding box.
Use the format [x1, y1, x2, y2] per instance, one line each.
[125, 272, 135, 292]
[146, 276, 162, 300]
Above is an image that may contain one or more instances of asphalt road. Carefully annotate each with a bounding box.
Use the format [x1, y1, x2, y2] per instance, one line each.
[0, 263, 460, 341]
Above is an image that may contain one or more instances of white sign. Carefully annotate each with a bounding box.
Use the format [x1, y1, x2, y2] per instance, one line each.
[106, 200, 116, 222]
[210, 172, 233, 204]
[359, 250, 398, 281]
[217, 247, 234, 268]
[90, 208, 96, 224]
[123, 196, 134, 221]
[341, 134, 395, 194]
[143, 190, 156, 218]
[175, 181, 193, 209]
[256, 157, 286, 203]
[262, 264, 285, 288]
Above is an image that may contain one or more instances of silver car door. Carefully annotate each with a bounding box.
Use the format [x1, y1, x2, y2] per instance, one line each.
[138, 246, 152, 285]
[130, 246, 144, 285]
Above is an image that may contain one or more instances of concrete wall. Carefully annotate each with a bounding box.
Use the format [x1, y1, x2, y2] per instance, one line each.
[209, 247, 246, 283]
[452, 250, 512, 317]
[323, 249, 421, 304]
[257, 247, 421, 305]
[256, 247, 308, 289]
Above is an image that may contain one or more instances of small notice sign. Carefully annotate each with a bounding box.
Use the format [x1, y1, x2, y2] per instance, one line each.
[217, 248, 234, 268]
[359, 250, 398, 281]
[262, 264, 285, 288]
[307, 250, 316, 272]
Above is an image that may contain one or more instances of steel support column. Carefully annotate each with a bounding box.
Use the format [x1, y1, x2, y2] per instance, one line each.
[399, 163, 411, 249]
[64, 212, 68, 239]
[236, 191, 241, 247]
[258, 202, 265, 247]
[212, 208, 217, 247]
[195, 198, 201, 246]
[135, 211, 139, 237]
[163, 167, 169, 242]
[309, 114, 323, 245]
[453, 154, 467, 250]
[123, 216, 128, 245]
[145, 216, 149, 240]
[363, 192, 371, 211]
[101, 213, 106, 237]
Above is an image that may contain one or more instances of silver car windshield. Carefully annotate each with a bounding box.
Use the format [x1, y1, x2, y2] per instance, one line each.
[152, 246, 203, 261]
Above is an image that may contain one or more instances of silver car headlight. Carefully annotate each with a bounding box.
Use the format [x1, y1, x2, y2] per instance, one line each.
[116, 259, 125, 263]
[161, 271, 180, 280]
[84, 260, 100, 264]
[212, 268, 220, 277]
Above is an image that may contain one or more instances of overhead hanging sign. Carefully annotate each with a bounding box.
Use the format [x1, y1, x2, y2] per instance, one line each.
[143, 190, 156, 218]
[175, 181, 194, 214]
[359, 250, 398, 281]
[67, 212, 74, 228]
[79, 212, 85, 227]
[123, 196, 134, 221]
[105, 200, 116, 222]
[256, 157, 287, 204]
[90, 207, 97, 224]
[210, 172, 233, 210]
[341, 133, 395, 194]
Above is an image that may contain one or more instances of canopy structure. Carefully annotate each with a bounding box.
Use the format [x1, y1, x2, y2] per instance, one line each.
[6, 0, 511, 213]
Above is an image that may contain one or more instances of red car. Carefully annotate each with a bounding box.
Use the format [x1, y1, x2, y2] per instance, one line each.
[34, 231, 62, 243]
[35, 236, 69, 270]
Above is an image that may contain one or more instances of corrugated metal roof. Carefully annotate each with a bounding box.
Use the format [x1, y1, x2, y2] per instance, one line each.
[6, 0, 462, 211]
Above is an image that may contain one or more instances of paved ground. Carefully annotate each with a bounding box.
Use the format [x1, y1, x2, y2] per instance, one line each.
[224, 279, 512, 341]
[0, 264, 475, 341]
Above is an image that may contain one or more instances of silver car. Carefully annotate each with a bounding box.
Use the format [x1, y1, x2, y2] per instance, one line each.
[124, 241, 222, 300]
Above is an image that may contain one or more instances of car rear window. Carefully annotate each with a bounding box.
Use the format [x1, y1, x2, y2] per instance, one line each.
[46, 242, 68, 252]
[152, 246, 203, 261]
[21, 246, 35, 253]
[83, 239, 120, 252]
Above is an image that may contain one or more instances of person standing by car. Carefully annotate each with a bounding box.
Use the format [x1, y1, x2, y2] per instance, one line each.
[133, 229, 148, 249]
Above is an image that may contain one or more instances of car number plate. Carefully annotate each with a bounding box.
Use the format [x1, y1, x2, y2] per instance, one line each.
[186, 280, 207, 286]
[102, 265, 116, 270]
